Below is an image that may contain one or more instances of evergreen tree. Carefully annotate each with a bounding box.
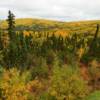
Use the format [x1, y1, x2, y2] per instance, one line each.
[88, 24, 99, 56]
[0, 30, 3, 50]
[7, 10, 16, 41]
[4, 10, 17, 67]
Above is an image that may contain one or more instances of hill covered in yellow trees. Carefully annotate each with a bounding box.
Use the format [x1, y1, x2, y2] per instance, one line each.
[1, 18, 100, 35]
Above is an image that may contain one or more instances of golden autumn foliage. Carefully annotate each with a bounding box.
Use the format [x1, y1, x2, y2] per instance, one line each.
[77, 47, 85, 60]
[1, 18, 100, 36]
[26, 79, 45, 95]
[23, 30, 31, 36]
[0, 68, 47, 100]
[0, 63, 100, 100]
[55, 30, 70, 37]
[0, 68, 30, 100]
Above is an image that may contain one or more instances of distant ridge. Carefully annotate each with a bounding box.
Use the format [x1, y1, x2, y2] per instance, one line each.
[1, 18, 100, 34]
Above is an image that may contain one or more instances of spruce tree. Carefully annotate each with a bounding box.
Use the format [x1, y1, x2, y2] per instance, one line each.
[0, 30, 3, 50]
[88, 24, 99, 55]
[5, 10, 17, 67]
[7, 10, 16, 41]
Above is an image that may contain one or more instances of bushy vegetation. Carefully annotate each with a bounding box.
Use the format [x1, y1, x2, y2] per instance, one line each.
[0, 11, 100, 100]
[48, 65, 88, 100]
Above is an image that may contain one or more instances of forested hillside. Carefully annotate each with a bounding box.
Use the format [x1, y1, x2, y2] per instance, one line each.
[0, 11, 100, 100]
[1, 18, 100, 34]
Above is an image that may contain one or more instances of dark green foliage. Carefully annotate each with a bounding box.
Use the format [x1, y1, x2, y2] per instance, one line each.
[0, 31, 3, 50]
[7, 10, 16, 41]
[88, 24, 99, 55]
[81, 24, 100, 63]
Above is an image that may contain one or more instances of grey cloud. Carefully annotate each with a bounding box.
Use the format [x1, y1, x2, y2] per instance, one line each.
[0, 0, 100, 21]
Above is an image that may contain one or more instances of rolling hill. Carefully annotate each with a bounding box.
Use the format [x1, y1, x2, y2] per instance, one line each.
[1, 18, 100, 35]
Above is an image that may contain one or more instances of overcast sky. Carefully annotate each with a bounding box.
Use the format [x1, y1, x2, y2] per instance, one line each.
[0, 0, 100, 21]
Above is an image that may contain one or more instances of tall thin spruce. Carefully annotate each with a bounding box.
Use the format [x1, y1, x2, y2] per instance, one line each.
[88, 24, 99, 54]
[7, 10, 16, 41]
